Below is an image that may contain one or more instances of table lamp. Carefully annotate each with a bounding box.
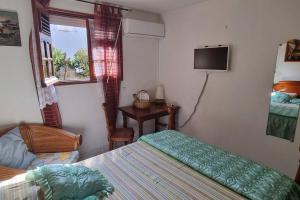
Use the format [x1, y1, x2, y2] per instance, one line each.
[155, 85, 165, 105]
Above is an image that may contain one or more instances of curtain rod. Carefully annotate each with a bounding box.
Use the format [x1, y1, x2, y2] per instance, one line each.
[74, 0, 131, 11]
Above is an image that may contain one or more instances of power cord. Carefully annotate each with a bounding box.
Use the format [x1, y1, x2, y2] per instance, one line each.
[179, 72, 210, 128]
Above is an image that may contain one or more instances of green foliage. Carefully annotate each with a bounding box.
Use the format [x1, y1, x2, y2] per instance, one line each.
[52, 47, 90, 79]
[71, 48, 90, 77]
[52, 48, 66, 73]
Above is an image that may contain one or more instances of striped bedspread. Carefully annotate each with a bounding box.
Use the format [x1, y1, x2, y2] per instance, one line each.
[0, 174, 42, 200]
[0, 141, 245, 200]
[83, 141, 245, 200]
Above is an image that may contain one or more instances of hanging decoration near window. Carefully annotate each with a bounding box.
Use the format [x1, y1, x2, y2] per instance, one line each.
[0, 10, 21, 46]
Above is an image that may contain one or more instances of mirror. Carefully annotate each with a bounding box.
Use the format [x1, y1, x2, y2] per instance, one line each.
[267, 39, 300, 142]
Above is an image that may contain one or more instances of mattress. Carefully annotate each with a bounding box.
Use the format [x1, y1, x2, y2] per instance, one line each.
[0, 141, 245, 200]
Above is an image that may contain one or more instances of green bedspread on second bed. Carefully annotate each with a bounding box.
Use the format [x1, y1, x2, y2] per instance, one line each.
[267, 102, 299, 142]
[139, 130, 300, 200]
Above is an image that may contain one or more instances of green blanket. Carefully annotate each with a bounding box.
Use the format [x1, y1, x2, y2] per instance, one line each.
[267, 113, 297, 142]
[269, 102, 299, 118]
[267, 102, 299, 142]
[139, 130, 300, 200]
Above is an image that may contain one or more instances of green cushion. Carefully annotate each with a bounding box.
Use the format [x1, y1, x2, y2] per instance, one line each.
[290, 98, 300, 105]
[26, 164, 113, 200]
[271, 92, 292, 103]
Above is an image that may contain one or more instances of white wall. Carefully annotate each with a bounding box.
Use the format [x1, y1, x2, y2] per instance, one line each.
[159, 0, 300, 178]
[274, 43, 300, 83]
[50, 0, 159, 158]
[0, 0, 42, 126]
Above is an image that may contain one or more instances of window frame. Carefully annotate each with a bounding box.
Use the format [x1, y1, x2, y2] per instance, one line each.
[46, 7, 97, 86]
[48, 7, 96, 86]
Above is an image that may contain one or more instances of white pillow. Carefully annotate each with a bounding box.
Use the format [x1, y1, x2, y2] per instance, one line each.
[281, 92, 298, 98]
[0, 127, 36, 169]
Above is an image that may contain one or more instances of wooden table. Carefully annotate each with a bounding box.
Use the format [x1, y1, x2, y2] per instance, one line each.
[119, 104, 179, 137]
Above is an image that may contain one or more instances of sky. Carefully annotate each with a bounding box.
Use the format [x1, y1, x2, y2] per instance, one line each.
[50, 24, 88, 59]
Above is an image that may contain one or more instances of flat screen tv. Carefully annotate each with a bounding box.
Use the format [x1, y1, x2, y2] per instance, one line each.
[194, 46, 229, 71]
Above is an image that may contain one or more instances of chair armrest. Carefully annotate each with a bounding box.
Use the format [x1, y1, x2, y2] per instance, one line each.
[19, 123, 82, 154]
[0, 166, 26, 181]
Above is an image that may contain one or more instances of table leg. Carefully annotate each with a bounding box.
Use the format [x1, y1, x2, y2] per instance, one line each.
[122, 112, 128, 128]
[167, 106, 177, 130]
[138, 120, 144, 137]
[155, 118, 159, 132]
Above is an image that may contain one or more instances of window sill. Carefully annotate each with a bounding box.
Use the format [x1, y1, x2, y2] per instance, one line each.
[54, 80, 98, 87]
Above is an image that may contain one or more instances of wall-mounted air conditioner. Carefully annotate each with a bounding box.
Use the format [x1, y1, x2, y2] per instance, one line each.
[123, 18, 165, 39]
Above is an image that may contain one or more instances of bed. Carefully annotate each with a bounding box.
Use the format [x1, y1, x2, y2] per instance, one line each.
[1, 130, 300, 200]
[267, 81, 300, 141]
[0, 141, 245, 200]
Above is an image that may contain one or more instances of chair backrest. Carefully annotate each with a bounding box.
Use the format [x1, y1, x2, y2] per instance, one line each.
[102, 103, 114, 138]
[0, 123, 81, 153]
[19, 123, 82, 153]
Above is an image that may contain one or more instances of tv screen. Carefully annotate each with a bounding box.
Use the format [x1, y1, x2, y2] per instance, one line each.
[194, 46, 229, 71]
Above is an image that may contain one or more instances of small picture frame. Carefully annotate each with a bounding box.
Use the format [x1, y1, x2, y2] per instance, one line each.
[0, 9, 21, 46]
[285, 39, 300, 62]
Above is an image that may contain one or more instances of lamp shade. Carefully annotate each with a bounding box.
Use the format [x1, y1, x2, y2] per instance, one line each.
[155, 85, 165, 100]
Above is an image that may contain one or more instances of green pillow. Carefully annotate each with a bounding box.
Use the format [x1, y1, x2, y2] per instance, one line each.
[271, 92, 292, 103]
[26, 164, 114, 200]
[290, 98, 300, 105]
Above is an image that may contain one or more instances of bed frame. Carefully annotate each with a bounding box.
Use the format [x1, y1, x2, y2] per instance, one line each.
[273, 81, 300, 96]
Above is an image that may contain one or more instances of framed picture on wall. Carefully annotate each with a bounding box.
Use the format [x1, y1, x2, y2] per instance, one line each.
[285, 39, 300, 62]
[0, 10, 21, 46]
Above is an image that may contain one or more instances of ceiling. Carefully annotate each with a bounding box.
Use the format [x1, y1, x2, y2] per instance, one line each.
[96, 0, 207, 13]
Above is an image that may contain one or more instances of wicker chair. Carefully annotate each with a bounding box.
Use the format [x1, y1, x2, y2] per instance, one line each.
[102, 103, 134, 150]
[0, 123, 82, 181]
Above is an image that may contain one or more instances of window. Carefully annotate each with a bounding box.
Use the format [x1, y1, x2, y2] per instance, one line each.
[32, 6, 95, 87]
[50, 15, 91, 82]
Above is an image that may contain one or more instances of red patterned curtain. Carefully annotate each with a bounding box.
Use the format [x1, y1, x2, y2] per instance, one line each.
[93, 5, 123, 127]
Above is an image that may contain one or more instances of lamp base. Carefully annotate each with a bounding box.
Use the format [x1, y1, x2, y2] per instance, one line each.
[154, 99, 166, 105]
